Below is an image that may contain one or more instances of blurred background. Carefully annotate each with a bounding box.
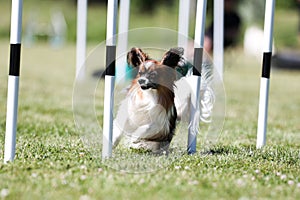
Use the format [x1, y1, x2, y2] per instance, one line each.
[0, 0, 299, 49]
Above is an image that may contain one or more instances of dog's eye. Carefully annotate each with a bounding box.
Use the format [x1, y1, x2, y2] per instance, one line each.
[138, 71, 143, 75]
[149, 71, 157, 78]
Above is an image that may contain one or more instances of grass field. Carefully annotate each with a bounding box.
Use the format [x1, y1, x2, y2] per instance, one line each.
[0, 41, 299, 199]
[1, 1, 300, 200]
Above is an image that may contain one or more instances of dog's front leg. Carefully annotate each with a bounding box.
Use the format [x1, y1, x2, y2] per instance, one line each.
[131, 124, 165, 141]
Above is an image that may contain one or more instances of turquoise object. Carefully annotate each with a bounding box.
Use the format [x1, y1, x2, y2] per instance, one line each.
[176, 61, 193, 76]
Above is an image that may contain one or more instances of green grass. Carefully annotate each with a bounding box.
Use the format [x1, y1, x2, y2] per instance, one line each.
[0, 41, 300, 199]
[0, 1, 300, 199]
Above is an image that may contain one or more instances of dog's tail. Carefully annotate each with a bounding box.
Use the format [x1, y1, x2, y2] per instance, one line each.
[175, 55, 215, 124]
[199, 59, 215, 123]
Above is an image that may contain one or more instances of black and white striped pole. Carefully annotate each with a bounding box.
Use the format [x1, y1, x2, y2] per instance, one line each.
[256, 0, 275, 149]
[102, 0, 118, 159]
[188, 0, 207, 154]
[4, 0, 23, 163]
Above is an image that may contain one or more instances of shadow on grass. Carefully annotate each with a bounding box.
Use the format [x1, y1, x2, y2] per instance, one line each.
[200, 144, 300, 166]
[200, 144, 254, 155]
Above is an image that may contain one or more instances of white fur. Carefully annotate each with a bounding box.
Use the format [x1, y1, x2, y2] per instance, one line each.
[174, 76, 191, 122]
[144, 61, 155, 69]
[113, 85, 171, 149]
[112, 57, 215, 152]
[174, 61, 215, 124]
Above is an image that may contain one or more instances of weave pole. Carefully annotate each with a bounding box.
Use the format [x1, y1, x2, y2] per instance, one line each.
[178, 0, 190, 56]
[102, 0, 118, 159]
[213, 0, 224, 80]
[188, 0, 207, 154]
[116, 0, 130, 82]
[76, 0, 88, 79]
[256, 0, 275, 149]
[4, 0, 23, 163]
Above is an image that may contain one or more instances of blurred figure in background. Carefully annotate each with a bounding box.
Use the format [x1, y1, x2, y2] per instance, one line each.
[204, 0, 241, 53]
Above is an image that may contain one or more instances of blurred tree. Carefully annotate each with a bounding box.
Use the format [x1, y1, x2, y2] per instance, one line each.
[131, 0, 175, 14]
[276, 0, 297, 9]
[87, 0, 106, 4]
[70, 0, 297, 12]
[71, 0, 174, 11]
[72, 0, 106, 5]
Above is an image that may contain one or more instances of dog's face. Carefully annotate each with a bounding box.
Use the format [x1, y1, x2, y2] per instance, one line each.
[127, 47, 184, 91]
[136, 60, 159, 90]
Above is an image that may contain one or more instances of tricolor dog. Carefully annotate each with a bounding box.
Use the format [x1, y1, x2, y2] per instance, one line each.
[113, 47, 185, 153]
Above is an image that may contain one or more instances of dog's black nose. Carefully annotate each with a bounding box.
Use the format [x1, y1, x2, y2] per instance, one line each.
[138, 79, 146, 85]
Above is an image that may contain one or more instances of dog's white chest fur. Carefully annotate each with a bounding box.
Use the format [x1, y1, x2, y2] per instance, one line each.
[113, 87, 170, 149]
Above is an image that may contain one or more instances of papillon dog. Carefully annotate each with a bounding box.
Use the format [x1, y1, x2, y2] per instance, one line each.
[112, 46, 214, 153]
[112, 47, 185, 153]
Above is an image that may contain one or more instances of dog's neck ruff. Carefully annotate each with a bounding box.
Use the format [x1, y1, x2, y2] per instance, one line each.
[125, 85, 174, 140]
[129, 85, 158, 110]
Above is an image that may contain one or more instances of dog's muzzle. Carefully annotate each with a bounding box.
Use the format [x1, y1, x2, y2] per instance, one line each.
[138, 78, 157, 90]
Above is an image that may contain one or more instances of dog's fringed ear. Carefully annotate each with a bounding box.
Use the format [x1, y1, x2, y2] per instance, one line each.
[127, 47, 148, 67]
[161, 47, 184, 68]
